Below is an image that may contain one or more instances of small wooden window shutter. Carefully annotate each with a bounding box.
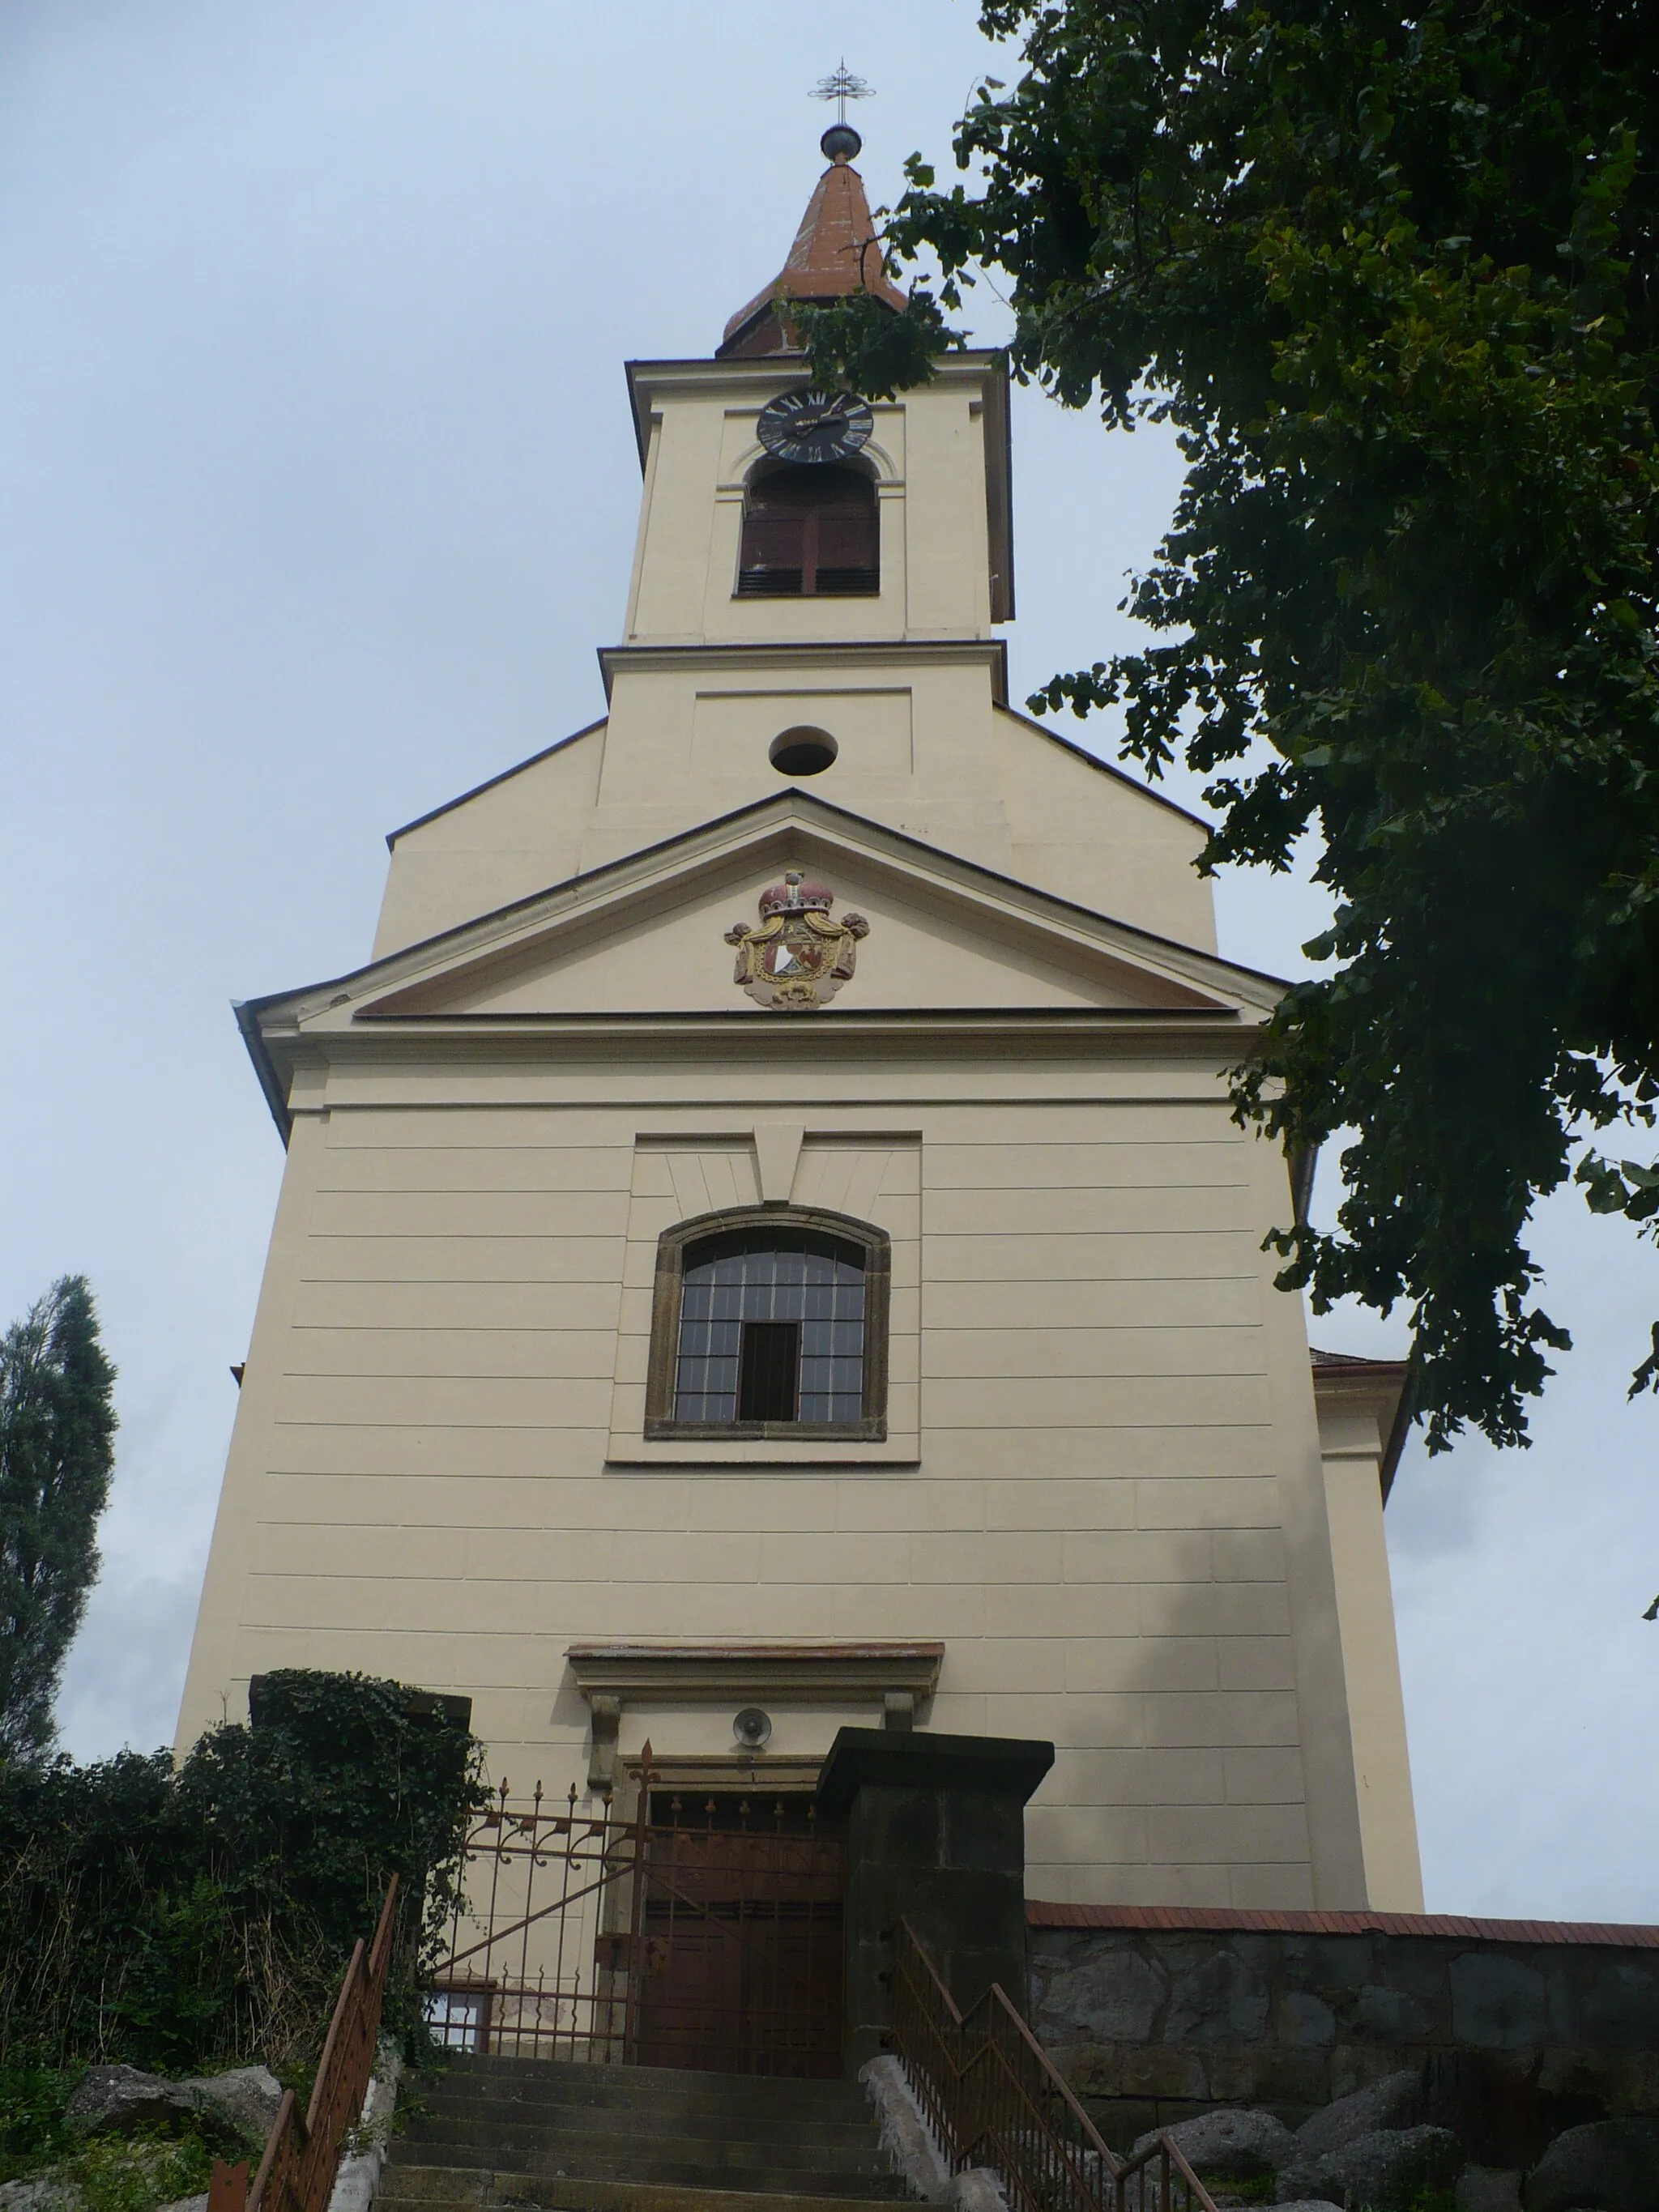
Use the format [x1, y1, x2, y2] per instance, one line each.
[739, 467, 878, 597]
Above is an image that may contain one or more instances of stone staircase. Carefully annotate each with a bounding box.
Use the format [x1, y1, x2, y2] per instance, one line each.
[380, 2054, 915, 2212]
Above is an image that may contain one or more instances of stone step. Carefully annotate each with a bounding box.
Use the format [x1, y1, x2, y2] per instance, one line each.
[390, 2052, 907, 2208]
[379, 2167, 909, 2212]
[400, 2108, 884, 2163]
[389, 2131, 892, 2186]
[437, 2058, 868, 2121]
[421, 2081, 872, 2130]
[383, 2147, 908, 2199]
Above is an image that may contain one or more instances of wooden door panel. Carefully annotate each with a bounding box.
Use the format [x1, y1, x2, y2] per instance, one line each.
[633, 1809, 843, 2078]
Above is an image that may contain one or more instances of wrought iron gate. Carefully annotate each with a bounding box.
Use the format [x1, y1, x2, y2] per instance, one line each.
[635, 1788, 842, 2076]
[425, 1757, 843, 2077]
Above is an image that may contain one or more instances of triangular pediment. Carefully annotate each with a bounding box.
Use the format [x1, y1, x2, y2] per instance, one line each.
[255, 795, 1284, 1042]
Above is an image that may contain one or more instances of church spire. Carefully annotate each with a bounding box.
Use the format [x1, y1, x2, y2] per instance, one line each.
[718, 123, 907, 360]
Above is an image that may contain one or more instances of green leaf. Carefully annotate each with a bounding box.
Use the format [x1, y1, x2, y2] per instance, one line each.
[875, 0, 1659, 1451]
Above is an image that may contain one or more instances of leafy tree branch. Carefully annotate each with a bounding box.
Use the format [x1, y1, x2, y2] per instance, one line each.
[804, 0, 1659, 1451]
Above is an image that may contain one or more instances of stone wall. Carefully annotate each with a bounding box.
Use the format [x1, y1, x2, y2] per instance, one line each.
[1029, 1903, 1659, 2164]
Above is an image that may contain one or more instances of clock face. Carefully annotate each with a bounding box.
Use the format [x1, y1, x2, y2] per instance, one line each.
[755, 387, 874, 466]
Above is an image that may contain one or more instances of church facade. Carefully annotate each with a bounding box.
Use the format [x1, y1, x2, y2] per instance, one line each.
[178, 130, 1421, 1916]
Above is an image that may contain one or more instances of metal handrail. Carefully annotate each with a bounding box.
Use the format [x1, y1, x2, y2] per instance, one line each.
[209, 1877, 400, 2212]
[887, 1917, 1219, 2212]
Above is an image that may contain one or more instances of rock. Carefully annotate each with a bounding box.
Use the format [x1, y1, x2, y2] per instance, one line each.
[156, 2197, 209, 2212]
[1457, 2170, 1523, 2212]
[1165, 1950, 1271, 2044]
[1120, 2044, 1208, 2102]
[1523, 2118, 1659, 2212]
[1423, 2048, 1565, 2169]
[1350, 1983, 1434, 2040]
[1580, 1957, 1659, 2051]
[1131, 2108, 1295, 2183]
[63, 2062, 277, 2148]
[1034, 1948, 1166, 2044]
[1450, 1953, 1551, 2051]
[1292, 2070, 1427, 2162]
[860, 2054, 950, 2202]
[950, 2175, 1009, 2212]
[326, 2048, 401, 2212]
[190, 2069, 282, 2144]
[1277, 2124, 1463, 2210]
[64, 2069, 198, 2137]
[0, 2180, 83, 2212]
[1283, 1992, 1337, 2048]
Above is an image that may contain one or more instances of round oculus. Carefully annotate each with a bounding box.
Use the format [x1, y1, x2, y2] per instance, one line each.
[769, 727, 838, 777]
[755, 387, 874, 466]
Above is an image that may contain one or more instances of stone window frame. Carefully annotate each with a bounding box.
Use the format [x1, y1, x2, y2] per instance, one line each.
[643, 1202, 890, 1443]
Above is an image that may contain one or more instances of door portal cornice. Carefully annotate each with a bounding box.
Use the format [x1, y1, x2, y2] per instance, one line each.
[567, 1639, 944, 1792]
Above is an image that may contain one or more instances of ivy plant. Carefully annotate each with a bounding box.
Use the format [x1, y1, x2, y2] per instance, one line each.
[0, 1669, 482, 2074]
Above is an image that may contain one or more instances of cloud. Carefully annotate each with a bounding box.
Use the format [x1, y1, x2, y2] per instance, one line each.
[56, 1570, 205, 1762]
[1385, 1183, 1659, 1917]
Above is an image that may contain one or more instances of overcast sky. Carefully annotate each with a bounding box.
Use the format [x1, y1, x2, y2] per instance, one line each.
[4, 1, 1657, 1921]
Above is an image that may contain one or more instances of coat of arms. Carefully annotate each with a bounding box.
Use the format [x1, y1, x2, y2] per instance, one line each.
[723, 872, 870, 1011]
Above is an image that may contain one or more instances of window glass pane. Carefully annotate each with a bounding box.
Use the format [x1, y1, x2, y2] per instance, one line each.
[674, 1229, 868, 1425]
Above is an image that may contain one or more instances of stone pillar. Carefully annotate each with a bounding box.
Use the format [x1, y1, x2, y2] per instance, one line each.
[815, 1727, 1054, 2073]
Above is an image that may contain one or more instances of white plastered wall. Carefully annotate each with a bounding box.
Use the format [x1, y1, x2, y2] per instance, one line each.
[182, 324, 1418, 1923]
[369, 352, 1214, 964]
[370, 689, 1216, 965]
[178, 1048, 1382, 1912]
[1315, 1383, 1425, 1911]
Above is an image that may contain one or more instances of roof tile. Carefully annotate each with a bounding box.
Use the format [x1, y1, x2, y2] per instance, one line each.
[720, 154, 906, 357]
[1026, 1900, 1659, 1948]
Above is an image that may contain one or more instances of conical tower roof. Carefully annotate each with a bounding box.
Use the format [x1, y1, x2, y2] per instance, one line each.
[719, 127, 907, 360]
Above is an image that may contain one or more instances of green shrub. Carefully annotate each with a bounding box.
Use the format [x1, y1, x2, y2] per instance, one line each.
[70, 2129, 217, 2212]
[0, 1669, 481, 2075]
[0, 2063, 77, 2184]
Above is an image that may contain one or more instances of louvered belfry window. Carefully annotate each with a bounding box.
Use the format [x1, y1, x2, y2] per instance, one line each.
[737, 465, 879, 597]
[672, 1231, 867, 1425]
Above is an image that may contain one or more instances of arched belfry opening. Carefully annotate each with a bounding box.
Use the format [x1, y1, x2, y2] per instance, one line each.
[737, 462, 880, 598]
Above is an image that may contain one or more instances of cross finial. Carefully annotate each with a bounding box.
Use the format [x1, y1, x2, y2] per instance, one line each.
[812, 62, 873, 128]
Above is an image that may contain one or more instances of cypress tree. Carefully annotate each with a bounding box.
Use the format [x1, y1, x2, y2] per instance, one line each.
[0, 1276, 117, 1762]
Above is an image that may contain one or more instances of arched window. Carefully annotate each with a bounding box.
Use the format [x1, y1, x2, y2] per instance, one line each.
[646, 1208, 889, 1439]
[737, 465, 880, 599]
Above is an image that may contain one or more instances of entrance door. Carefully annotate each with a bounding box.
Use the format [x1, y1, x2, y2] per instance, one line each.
[635, 1791, 843, 2077]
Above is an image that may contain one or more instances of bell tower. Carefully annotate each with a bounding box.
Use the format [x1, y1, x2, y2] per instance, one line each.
[571, 123, 1023, 903]
[620, 121, 1012, 653]
[365, 125, 1215, 959]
